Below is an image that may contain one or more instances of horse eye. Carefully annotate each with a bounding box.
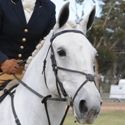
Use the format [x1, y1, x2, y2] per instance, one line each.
[57, 49, 66, 57]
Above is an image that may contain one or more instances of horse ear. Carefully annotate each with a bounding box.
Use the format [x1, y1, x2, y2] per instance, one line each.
[58, 2, 70, 28]
[80, 6, 96, 34]
[86, 6, 96, 30]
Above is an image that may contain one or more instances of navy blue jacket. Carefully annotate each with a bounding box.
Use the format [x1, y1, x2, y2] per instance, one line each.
[0, 0, 56, 63]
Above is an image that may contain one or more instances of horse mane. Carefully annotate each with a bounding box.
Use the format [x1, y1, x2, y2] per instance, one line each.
[67, 21, 77, 28]
[24, 40, 44, 71]
[24, 30, 54, 72]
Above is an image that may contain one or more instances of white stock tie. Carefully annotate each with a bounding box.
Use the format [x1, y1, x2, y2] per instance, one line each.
[22, 0, 36, 23]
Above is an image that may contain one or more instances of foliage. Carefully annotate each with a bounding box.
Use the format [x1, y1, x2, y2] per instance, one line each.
[97, 46, 116, 74]
[88, 0, 125, 79]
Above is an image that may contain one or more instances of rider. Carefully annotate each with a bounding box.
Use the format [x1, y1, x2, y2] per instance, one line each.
[0, 0, 56, 90]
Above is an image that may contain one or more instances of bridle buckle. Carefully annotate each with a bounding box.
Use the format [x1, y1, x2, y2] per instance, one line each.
[66, 96, 72, 106]
[86, 74, 95, 82]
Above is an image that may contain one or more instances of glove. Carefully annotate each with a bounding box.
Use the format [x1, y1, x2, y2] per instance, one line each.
[0, 59, 20, 74]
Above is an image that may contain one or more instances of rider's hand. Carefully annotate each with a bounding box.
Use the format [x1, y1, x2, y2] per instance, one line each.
[0, 59, 20, 74]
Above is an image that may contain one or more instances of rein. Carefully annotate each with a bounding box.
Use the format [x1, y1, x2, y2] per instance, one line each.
[9, 29, 95, 125]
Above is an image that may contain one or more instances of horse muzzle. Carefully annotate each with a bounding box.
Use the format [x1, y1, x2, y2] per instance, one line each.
[73, 92, 102, 124]
[74, 99, 101, 124]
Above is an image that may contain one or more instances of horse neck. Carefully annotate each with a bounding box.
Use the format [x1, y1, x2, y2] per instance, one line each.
[16, 38, 51, 94]
[14, 36, 67, 125]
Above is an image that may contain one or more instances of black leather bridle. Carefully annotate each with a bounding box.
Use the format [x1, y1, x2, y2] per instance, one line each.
[11, 30, 96, 125]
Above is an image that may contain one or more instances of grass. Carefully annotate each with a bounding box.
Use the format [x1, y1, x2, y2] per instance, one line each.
[64, 111, 125, 125]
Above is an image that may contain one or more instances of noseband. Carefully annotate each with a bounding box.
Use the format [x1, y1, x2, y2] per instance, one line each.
[12, 30, 96, 125]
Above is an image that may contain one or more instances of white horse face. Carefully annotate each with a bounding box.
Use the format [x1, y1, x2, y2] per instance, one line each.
[48, 3, 102, 124]
[52, 30, 101, 124]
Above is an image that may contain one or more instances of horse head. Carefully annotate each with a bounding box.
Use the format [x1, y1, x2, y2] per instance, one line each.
[43, 2, 102, 124]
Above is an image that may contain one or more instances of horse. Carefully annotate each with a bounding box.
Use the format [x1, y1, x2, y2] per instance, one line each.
[0, 3, 102, 125]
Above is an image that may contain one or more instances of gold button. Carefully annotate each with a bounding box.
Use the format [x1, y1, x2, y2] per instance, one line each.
[22, 38, 26, 42]
[20, 46, 24, 49]
[18, 54, 22, 58]
[24, 28, 28, 33]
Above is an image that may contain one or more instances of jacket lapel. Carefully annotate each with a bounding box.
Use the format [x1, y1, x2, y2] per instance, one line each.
[11, 0, 27, 25]
[27, 0, 41, 26]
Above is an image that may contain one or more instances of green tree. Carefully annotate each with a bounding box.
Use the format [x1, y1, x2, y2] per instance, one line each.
[88, 0, 125, 86]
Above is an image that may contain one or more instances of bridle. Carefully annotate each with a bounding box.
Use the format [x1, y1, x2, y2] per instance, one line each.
[43, 30, 95, 99]
[10, 30, 96, 125]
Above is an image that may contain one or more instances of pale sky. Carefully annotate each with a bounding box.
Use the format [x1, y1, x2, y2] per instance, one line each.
[51, 0, 104, 21]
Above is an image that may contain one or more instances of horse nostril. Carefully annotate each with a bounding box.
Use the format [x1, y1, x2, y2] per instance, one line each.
[79, 100, 88, 113]
[100, 101, 103, 106]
